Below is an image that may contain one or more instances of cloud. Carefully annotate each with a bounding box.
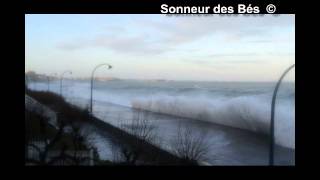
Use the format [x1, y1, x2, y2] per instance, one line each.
[57, 34, 171, 55]
[141, 15, 294, 44]
[57, 15, 294, 55]
[56, 39, 88, 51]
[182, 51, 294, 66]
[207, 53, 259, 58]
[183, 58, 265, 66]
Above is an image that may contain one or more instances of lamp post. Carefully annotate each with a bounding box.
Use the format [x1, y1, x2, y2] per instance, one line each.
[60, 71, 72, 96]
[269, 64, 295, 166]
[90, 63, 112, 114]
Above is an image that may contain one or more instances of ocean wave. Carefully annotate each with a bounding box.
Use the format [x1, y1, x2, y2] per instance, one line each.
[30, 81, 295, 149]
[131, 94, 295, 149]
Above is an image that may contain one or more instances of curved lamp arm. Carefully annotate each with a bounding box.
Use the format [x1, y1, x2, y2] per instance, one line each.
[269, 64, 295, 165]
[90, 63, 112, 113]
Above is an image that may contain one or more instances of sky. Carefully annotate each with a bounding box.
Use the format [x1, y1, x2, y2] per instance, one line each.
[25, 14, 295, 82]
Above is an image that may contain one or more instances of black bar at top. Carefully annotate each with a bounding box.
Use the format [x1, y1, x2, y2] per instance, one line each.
[25, 0, 295, 14]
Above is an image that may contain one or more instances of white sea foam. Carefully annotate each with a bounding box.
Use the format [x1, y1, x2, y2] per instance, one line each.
[131, 94, 295, 149]
[29, 80, 295, 149]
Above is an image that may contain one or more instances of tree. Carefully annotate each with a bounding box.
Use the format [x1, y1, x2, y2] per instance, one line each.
[25, 109, 94, 165]
[170, 121, 211, 164]
[115, 108, 158, 165]
[25, 109, 66, 165]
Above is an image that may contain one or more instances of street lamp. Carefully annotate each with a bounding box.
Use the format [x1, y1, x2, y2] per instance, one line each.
[269, 64, 295, 166]
[90, 63, 112, 114]
[60, 71, 72, 96]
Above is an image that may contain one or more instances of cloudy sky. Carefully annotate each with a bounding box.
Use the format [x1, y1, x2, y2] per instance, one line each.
[25, 14, 295, 81]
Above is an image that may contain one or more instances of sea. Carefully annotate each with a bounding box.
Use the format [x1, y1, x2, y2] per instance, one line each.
[28, 79, 295, 165]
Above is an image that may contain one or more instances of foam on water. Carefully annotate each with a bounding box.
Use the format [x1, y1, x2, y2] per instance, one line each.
[29, 80, 295, 149]
[131, 94, 294, 149]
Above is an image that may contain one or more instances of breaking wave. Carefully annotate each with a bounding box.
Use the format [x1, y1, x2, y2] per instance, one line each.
[131, 94, 295, 149]
[30, 80, 295, 149]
